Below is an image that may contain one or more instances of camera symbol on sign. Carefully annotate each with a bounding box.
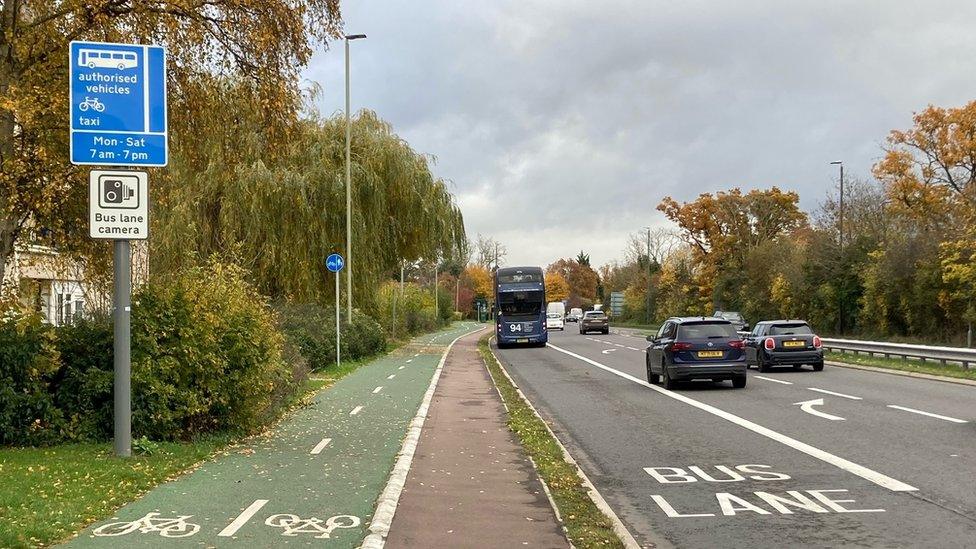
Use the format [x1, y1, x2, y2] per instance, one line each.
[98, 175, 140, 209]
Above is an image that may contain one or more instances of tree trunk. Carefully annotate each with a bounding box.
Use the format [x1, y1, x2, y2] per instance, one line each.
[0, 1, 18, 288]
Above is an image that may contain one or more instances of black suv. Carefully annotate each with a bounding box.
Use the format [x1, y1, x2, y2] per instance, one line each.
[645, 317, 747, 389]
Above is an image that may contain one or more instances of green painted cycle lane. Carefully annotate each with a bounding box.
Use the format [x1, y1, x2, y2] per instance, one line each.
[64, 322, 482, 548]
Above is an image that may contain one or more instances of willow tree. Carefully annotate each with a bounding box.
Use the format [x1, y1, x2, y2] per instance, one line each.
[152, 104, 467, 309]
[0, 0, 342, 287]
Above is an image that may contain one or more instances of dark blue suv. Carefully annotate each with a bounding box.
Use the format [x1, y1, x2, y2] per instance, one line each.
[645, 317, 748, 389]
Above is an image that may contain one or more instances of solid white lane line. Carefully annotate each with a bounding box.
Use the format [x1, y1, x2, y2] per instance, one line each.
[755, 375, 793, 385]
[809, 387, 862, 400]
[310, 438, 332, 455]
[887, 405, 968, 424]
[373, 386, 383, 394]
[350, 406, 364, 416]
[546, 343, 917, 492]
[218, 499, 269, 537]
[387, 374, 396, 380]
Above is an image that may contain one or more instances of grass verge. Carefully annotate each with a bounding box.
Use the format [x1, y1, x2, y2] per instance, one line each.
[478, 334, 625, 549]
[827, 351, 976, 382]
[0, 436, 231, 548]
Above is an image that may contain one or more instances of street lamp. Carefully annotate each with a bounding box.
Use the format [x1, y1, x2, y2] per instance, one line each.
[830, 160, 844, 334]
[345, 33, 367, 321]
[643, 226, 652, 324]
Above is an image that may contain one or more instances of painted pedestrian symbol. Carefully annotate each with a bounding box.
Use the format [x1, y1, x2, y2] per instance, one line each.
[265, 514, 360, 539]
[326, 253, 345, 273]
[92, 512, 200, 538]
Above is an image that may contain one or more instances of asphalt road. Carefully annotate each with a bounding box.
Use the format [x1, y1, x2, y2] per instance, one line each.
[494, 325, 976, 549]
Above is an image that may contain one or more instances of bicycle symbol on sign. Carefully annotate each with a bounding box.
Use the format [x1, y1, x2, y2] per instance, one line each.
[265, 513, 361, 539]
[92, 512, 201, 538]
[78, 97, 106, 113]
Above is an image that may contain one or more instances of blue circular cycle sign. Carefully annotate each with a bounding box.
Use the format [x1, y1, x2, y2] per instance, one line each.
[326, 253, 345, 273]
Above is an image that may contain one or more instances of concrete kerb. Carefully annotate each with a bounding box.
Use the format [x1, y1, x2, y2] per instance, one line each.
[359, 325, 485, 549]
[826, 360, 976, 387]
[484, 335, 644, 549]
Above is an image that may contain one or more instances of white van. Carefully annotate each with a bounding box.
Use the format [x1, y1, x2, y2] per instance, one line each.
[546, 302, 565, 318]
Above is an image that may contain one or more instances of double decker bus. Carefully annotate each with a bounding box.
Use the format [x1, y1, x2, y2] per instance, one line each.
[494, 266, 547, 348]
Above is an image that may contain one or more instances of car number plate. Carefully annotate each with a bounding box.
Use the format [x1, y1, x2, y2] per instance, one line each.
[517, 338, 528, 343]
[783, 341, 805, 347]
[697, 350, 724, 358]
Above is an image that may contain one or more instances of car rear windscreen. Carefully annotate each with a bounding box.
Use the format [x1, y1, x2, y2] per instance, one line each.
[677, 322, 737, 339]
[769, 324, 813, 335]
[584, 312, 606, 318]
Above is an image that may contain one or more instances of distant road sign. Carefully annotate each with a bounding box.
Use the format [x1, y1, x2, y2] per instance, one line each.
[326, 253, 345, 273]
[89, 170, 149, 239]
[70, 41, 167, 166]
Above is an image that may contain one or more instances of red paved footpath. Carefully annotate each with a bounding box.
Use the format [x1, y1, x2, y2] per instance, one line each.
[385, 332, 569, 548]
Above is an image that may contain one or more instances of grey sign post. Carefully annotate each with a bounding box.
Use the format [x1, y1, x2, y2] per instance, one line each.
[326, 253, 345, 368]
[88, 170, 150, 457]
[73, 39, 167, 458]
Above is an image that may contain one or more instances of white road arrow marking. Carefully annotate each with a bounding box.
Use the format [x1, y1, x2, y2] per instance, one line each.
[793, 398, 845, 421]
[602, 348, 616, 354]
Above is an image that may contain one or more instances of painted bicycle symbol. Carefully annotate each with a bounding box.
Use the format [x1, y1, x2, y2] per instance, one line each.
[93, 512, 200, 538]
[265, 513, 360, 539]
[78, 96, 106, 113]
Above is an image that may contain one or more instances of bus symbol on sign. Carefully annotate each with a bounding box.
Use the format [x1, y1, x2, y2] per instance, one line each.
[77, 48, 138, 70]
[326, 254, 345, 273]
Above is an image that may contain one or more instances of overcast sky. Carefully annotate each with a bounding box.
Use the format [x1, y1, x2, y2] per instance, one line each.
[303, 0, 976, 268]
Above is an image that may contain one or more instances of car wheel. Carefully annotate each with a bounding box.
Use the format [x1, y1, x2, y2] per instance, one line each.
[758, 354, 771, 373]
[646, 356, 660, 384]
[662, 365, 676, 390]
[792, 364, 803, 371]
[602, 328, 609, 334]
[812, 361, 824, 372]
[732, 375, 747, 389]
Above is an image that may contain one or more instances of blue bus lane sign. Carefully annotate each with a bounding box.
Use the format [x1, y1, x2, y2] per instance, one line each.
[69, 41, 167, 166]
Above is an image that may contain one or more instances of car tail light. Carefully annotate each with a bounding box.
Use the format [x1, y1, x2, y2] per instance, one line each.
[729, 339, 745, 349]
[671, 342, 693, 351]
[764, 338, 775, 350]
[813, 336, 822, 349]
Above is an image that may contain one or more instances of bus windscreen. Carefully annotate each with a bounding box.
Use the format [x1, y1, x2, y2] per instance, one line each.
[498, 291, 543, 318]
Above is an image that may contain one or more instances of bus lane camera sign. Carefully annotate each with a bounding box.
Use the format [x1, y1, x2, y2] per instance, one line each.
[69, 41, 167, 166]
[89, 170, 149, 240]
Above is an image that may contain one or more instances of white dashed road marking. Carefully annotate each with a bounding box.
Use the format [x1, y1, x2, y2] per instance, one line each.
[809, 387, 862, 400]
[887, 405, 968, 424]
[310, 438, 332, 455]
[755, 375, 793, 385]
[387, 374, 396, 380]
[350, 406, 364, 416]
[218, 499, 269, 537]
[546, 343, 917, 492]
[373, 386, 383, 394]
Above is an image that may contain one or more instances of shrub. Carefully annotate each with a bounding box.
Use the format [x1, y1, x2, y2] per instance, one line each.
[275, 302, 387, 370]
[0, 313, 64, 445]
[130, 260, 295, 440]
[375, 281, 442, 339]
[51, 318, 114, 441]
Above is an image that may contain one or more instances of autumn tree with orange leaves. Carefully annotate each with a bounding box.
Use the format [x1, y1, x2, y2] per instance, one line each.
[657, 187, 807, 313]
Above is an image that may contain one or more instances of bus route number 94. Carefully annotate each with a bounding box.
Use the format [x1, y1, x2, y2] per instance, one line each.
[509, 323, 523, 332]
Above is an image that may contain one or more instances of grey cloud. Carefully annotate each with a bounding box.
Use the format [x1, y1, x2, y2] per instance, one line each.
[304, 0, 976, 267]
